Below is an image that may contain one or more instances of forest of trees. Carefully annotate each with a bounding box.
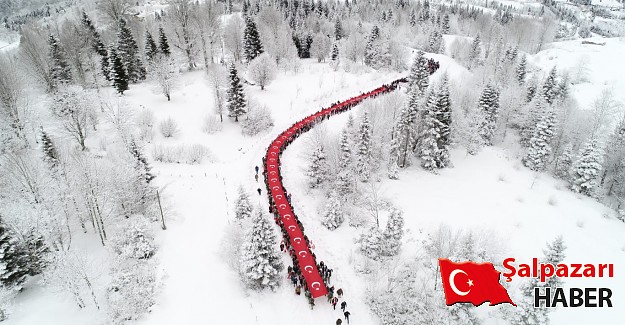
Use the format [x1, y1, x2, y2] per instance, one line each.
[0, 0, 623, 323]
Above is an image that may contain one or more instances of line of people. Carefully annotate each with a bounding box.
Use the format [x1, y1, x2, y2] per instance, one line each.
[259, 77, 408, 312]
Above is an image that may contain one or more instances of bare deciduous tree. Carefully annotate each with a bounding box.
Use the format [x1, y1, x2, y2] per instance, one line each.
[168, 0, 198, 70]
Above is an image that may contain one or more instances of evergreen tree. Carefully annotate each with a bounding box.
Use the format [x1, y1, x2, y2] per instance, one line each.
[435, 77, 452, 168]
[409, 9, 417, 26]
[48, 34, 72, 85]
[569, 139, 603, 196]
[469, 34, 481, 66]
[336, 128, 354, 197]
[555, 143, 574, 179]
[322, 190, 344, 230]
[306, 144, 329, 188]
[355, 113, 372, 182]
[420, 78, 452, 170]
[243, 16, 263, 62]
[144, 31, 159, 62]
[109, 46, 129, 94]
[523, 112, 556, 172]
[39, 128, 60, 169]
[542, 66, 559, 105]
[409, 51, 429, 94]
[381, 209, 404, 256]
[117, 19, 146, 83]
[0, 218, 29, 289]
[441, 14, 450, 34]
[364, 25, 380, 67]
[420, 92, 440, 171]
[478, 83, 500, 146]
[427, 28, 443, 53]
[604, 118, 625, 197]
[331, 43, 339, 61]
[557, 74, 569, 103]
[395, 96, 418, 168]
[334, 20, 344, 40]
[235, 186, 253, 220]
[129, 139, 155, 184]
[226, 63, 247, 122]
[360, 226, 384, 260]
[158, 26, 171, 56]
[516, 55, 527, 85]
[239, 212, 283, 291]
[81, 11, 109, 79]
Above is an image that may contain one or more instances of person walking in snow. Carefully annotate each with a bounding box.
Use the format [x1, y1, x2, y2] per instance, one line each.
[255, 174, 259, 182]
[295, 285, 301, 295]
[257, 188, 262, 195]
[255, 166, 259, 174]
[344, 311, 350, 324]
[341, 301, 347, 312]
[337, 288, 343, 297]
[331, 297, 339, 310]
[336, 319, 342, 325]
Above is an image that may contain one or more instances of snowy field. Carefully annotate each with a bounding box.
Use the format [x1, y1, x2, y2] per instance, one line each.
[8, 51, 625, 324]
[2, 0, 625, 323]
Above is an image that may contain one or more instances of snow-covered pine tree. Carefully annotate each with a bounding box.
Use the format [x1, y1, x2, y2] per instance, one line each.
[542, 66, 559, 105]
[239, 212, 283, 291]
[604, 118, 625, 197]
[360, 226, 384, 260]
[409, 50, 429, 94]
[322, 190, 344, 230]
[543, 236, 566, 289]
[117, 19, 146, 83]
[306, 144, 329, 188]
[334, 19, 344, 40]
[555, 143, 574, 179]
[420, 91, 440, 171]
[469, 34, 481, 67]
[336, 127, 354, 197]
[48, 34, 72, 86]
[557, 73, 569, 103]
[331, 43, 339, 61]
[108, 46, 129, 94]
[523, 111, 556, 172]
[144, 31, 159, 62]
[80, 11, 109, 79]
[40, 128, 60, 169]
[355, 112, 372, 182]
[569, 139, 603, 197]
[435, 77, 452, 168]
[129, 139, 155, 184]
[0, 217, 29, 289]
[364, 25, 380, 67]
[381, 209, 404, 256]
[478, 83, 500, 146]
[395, 98, 418, 168]
[235, 186, 253, 220]
[516, 55, 527, 85]
[158, 26, 171, 56]
[243, 15, 263, 62]
[226, 63, 247, 122]
[427, 28, 443, 54]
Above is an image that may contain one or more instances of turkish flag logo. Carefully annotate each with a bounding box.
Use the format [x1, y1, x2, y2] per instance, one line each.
[438, 258, 516, 307]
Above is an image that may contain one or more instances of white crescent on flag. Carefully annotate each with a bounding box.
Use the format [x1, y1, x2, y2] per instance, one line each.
[449, 269, 471, 296]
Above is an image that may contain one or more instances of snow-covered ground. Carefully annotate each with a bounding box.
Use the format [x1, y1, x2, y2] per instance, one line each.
[532, 37, 625, 109]
[4, 28, 625, 325]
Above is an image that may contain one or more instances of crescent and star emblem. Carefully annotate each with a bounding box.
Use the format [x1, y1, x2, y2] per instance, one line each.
[449, 269, 473, 296]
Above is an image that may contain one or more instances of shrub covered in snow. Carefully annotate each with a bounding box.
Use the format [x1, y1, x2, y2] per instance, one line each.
[202, 115, 223, 134]
[159, 117, 179, 138]
[242, 103, 274, 136]
[152, 144, 210, 164]
[110, 218, 156, 260]
[108, 258, 157, 324]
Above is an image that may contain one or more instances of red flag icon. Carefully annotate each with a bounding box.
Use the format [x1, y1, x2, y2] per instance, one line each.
[438, 258, 516, 307]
